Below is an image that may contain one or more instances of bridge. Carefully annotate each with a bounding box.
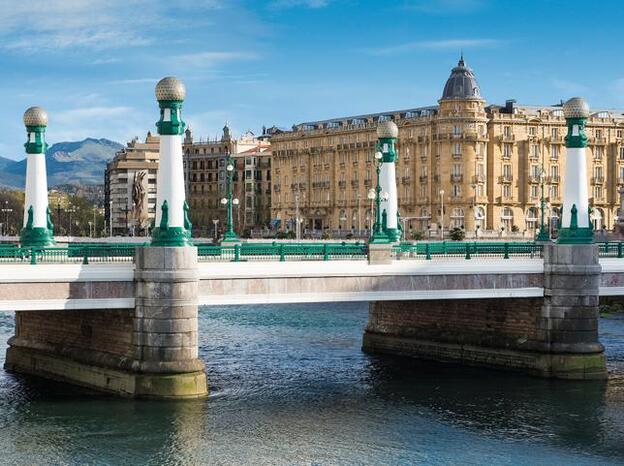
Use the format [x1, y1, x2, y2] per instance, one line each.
[2, 92, 615, 399]
[0, 240, 619, 399]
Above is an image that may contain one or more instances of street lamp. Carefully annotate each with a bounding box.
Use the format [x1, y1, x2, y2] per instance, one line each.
[1, 201, 13, 236]
[367, 188, 375, 232]
[369, 150, 391, 243]
[439, 189, 445, 240]
[222, 157, 239, 242]
[212, 219, 219, 242]
[536, 164, 550, 242]
[66, 206, 77, 237]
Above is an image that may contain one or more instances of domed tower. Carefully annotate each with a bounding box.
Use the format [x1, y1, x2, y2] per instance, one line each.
[20, 106, 55, 247]
[151, 76, 192, 246]
[436, 55, 488, 235]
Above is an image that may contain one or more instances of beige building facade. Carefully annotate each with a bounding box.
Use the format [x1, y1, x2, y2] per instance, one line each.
[270, 57, 624, 238]
[105, 132, 160, 236]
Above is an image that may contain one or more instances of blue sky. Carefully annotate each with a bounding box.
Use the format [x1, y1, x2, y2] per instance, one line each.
[0, 0, 623, 159]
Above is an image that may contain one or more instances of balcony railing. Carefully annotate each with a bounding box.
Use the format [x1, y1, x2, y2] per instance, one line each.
[419, 175, 428, 183]
[591, 176, 605, 184]
[498, 175, 513, 183]
[450, 174, 463, 183]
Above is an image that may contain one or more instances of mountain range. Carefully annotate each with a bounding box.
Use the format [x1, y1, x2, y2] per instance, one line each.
[0, 138, 123, 189]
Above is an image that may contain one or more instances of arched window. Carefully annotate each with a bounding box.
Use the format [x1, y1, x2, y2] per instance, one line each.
[501, 207, 514, 230]
[338, 209, 347, 229]
[526, 207, 539, 231]
[591, 208, 604, 230]
[450, 207, 464, 228]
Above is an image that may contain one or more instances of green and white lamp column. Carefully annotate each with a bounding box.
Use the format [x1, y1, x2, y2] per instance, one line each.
[20, 107, 55, 247]
[377, 120, 401, 243]
[151, 77, 193, 246]
[558, 97, 593, 244]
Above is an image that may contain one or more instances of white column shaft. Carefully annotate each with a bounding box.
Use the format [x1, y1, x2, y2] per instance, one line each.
[561, 147, 589, 228]
[23, 153, 48, 228]
[380, 162, 398, 229]
[155, 134, 185, 228]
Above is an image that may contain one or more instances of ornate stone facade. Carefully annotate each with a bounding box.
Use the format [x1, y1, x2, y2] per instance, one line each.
[270, 57, 624, 238]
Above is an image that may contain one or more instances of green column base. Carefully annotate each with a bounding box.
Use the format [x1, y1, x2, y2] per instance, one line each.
[221, 230, 240, 243]
[151, 227, 192, 247]
[5, 346, 208, 399]
[385, 227, 401, 243]
[557, 226, 594, 244]
[19, 227, 55, 248]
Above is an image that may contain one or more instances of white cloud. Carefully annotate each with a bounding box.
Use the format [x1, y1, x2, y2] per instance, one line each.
[403, 0, 485, 14]
[551, 78, 587, 95]
[363, 38, 503, 56]
[171, 51, 259, 68]
[269, 0, 331, 8]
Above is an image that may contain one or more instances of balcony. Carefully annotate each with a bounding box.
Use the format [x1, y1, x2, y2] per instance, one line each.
[593, 137, 608, 145]
[364, 179, 372, 188]
[338, 181, 346, 189]
[452, 152, 462, 160]
[351, 180, 359, 188]
[548, 176, 560, 184]
[547, 134, 565, 144]
[401, 176, 411, 185]
[419, 175, 428, 183]
[273, 185, 281, 192]
[498, 175, 513, 183]
[618, 177, 624, 185]
[528, 175, 540, 184]
[471, 174, 485, 184]
[591, 176, 605, 184]
[420, 154, 428, 162]
[500, 134, 515, 142]
[450, 174, 463, 183]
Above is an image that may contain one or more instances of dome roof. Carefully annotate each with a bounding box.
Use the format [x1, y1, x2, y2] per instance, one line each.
[441, 55, 482, 100]
[23, 106, 48, 127]
[563, 97, 590, 119]
[377, 120, 398, 139]
[155, 76, 186, 102]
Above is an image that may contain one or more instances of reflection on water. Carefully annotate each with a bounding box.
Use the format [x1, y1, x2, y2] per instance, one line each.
[0, 304, 622, 465]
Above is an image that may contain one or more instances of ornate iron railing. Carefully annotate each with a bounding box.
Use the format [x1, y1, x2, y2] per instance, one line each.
[393, 241, 543, 260]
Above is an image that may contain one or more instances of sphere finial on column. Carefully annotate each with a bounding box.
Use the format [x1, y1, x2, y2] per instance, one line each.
[376, 120, 398, 139]
[155, 77, 186, 102]
[563, 97, 590, 119]
[23, 106, 48, 128]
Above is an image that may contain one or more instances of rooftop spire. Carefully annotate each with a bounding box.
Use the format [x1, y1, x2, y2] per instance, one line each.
[459, 50, 464, 67]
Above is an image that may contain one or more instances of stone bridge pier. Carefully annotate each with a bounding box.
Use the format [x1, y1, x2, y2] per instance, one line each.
[363, 242, 607, 380]
[5, 247, 207, 398]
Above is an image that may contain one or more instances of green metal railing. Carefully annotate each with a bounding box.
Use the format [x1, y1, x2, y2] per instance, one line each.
[196, 242, 368, 262]
[393, 241, 543, 260]
[2, 240, 624, 264]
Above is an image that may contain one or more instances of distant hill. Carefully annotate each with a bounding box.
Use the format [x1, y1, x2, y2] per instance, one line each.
[0, 138, 123, 189]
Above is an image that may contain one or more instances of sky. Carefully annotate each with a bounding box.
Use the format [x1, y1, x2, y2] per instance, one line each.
[0, 0, 623, 159]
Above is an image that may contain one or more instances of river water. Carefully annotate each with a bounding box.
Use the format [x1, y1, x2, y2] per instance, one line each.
[0, 303, 622, 465]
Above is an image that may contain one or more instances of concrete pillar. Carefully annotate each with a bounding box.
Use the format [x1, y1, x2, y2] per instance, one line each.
[367, 243, 393, 265]
[5, 247, 207, 399]
[20, 106, 55, 247]
[377, 120, 401, 242]
[541, 243, 606, 379]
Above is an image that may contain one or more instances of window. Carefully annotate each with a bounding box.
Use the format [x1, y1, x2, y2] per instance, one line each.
[503, 184, 511, 198]
[531, 144, 540, 158]
[619, 166, 624, 181]
[551, 128, 558, 138]
[453, 143, 461, 155]
[550, 165, 559, 179]
[551, 145, 559, 159]
[450, 207, 464, 228]
[528, 127, 536, 136]
[595, 129, 602, 138]
[452, 164, 462, 176]
[453, 125, 461, 136]
[619, 147, 624, 160]
[452, 184, 461, 197]
[501, 207, 514, 230]
[526, 207, 539, 231]
[503, 144, 512, 157]
[594, 186, 602, 199]
[531, 165, 540, 177]
[550, 185, 558, 199]
[530, 185, 539, 198]
[503, 126, 511, 137]
[503, 164, 512, 177]
[618, 130, 623, 138]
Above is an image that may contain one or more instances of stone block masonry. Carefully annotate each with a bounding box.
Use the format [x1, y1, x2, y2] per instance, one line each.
[5, 247, 207, 399]
[363, 243, 607, 380]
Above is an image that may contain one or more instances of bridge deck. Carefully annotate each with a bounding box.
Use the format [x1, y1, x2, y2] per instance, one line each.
[0, 258, 623, 310]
